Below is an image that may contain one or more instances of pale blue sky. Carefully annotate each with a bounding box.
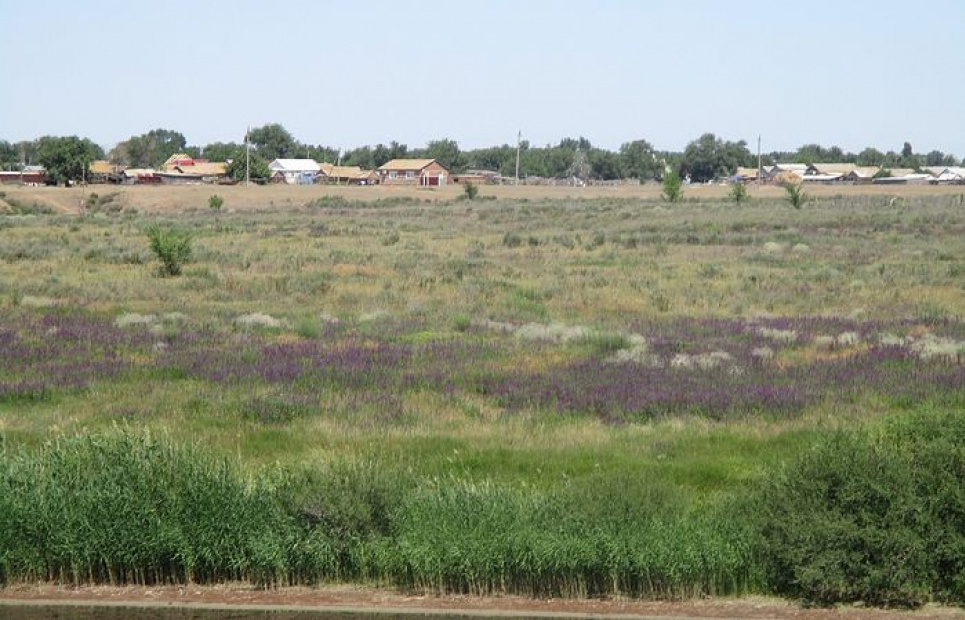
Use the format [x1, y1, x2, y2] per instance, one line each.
[3, 1, 963, 156]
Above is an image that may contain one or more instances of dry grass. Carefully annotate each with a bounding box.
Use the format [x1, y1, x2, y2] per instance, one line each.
[1, 182, 963, 214]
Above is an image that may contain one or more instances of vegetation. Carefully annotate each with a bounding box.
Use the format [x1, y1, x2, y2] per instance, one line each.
[35, 136, 103, 185]
[226, 152, 271, 183]
[462, 181, 478, 200]
[2, 192, 965, 606]
[144, 224, 193, 276]
[661, 169, 683, 202]
[783, 182, 808, 209]
[729, 182, 748, 204]
[208, 194, 224, 211]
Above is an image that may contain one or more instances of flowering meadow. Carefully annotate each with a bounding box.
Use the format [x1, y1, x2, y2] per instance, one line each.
[3, 191, 965, 605]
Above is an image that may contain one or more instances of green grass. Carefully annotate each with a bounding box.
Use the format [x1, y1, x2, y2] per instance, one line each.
[3, 194, 965, 605]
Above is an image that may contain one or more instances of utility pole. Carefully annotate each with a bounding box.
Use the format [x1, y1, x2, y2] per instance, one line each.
[245, 126, 250, 187]
[757, 135, 762, 188]
[515, 130, 521, 185]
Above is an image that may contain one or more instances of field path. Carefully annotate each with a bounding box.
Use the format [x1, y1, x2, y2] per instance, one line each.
[1, 586, 963, 619]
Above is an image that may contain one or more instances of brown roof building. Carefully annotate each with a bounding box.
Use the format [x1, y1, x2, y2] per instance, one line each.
[377, 159, 449, 186]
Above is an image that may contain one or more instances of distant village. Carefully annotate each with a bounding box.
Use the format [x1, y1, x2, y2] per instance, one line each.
[1, 154, 964, 188]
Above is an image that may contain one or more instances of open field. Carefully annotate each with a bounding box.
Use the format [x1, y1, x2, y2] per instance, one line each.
[2, 191, 965, 607]
[1, 182, 964, 214]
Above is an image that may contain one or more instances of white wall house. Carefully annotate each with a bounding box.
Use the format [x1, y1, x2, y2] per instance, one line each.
[268, 159, 321, 185]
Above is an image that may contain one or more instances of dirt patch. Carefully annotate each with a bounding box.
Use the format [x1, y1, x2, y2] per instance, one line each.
[1, 585, 962, 619]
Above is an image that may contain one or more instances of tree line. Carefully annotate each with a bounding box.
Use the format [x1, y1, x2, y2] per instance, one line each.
[1, 125, 961, 185]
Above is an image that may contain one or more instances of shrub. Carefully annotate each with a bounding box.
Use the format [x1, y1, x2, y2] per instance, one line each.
[754, 410, 965, 607]
[662, 170, 683, 203]
[729, 183, 748, 204]
[503, 232, 522, 248]
[462, 181, 478, 201]
[783, 182, 808, 209]
[145, 224, 193, 277]
[208, 194, 224, 211]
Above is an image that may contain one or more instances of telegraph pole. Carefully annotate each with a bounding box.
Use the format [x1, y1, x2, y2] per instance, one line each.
[245, 126, 250, 187]
[514, 130, 521, 185]
[757, 135, 762, 188]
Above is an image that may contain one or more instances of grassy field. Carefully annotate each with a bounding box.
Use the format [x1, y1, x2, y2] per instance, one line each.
[2, 187, 965, 606]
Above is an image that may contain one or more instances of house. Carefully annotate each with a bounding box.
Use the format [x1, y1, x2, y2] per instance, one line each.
[806, 163, 858, 177]
[453, 169, 500, 185]
[930, 167, 965, 184]
[268, 159, 321, 185]
[88, 160, 125, 184]
[767, 163, 807, 185]
[873, 171, 933, 185]
[317, 164, 377, 185]
[377, 159, 449, 186]
[0, 166, 46, 185]
[157, 170, 205, 185]
[120, 169, 161, 185]
[843, 167, 882, 184]
[734, 167, 762, 183]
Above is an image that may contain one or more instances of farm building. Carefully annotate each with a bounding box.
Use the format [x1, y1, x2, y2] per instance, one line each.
[0, 166, 46, 185]
[807, 163, 858, 177]
[269, 159, 321, 185]
[930, 167, 965, 184]
[734, 167, 762, 183]
[377, 159, 449, 186]
[317, 164, 377, 185]
[120, 169, 161, 185]
[843, 167, 882, 184]
[453, 169, 500, 185]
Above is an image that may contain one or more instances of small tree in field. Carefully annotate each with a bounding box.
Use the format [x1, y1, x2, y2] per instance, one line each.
[783, 182, 808, 209]
[145, 224, 193, 277]
[662, 170, 683, 203]
[729, 182, 749, 205]
[462, 181, 478, 200]
[208, 194, 224, 210]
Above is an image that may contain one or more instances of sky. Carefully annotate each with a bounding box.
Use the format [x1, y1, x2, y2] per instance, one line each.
[3, 0, 964, 157]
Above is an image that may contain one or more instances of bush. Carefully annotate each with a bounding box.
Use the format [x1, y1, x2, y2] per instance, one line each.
[463, 181, 479, 201]
[754, 410, 965, 607]
[783, 182, 808, 209]
[208, 194, 224, 210]
[729, 183, 748, 204]
[145, 224, 193, 277]
[662, 170, 683, 203]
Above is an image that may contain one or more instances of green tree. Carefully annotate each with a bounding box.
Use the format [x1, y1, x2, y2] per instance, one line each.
[425, 138, 466, 172]
[226, 150, 271, 183]
[680, 133, 751, 182]
[145, 224, 193, 277]
[112, 129, 186, 167]
[196, 142, 243, 163]
[247, 124, 301, 161]
[36, 136, 103, 185]
[729, 182, 749, 204]
[588, 149, 622, 180]
[662, 169, 683, 202]
[618, 139, 661, 180]
[783, 182, 808, 209]
[0, 140, 20, 170]
[856, 147, 886, 166]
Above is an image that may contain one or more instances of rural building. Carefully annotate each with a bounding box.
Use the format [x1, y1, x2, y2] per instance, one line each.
[807, 163, 858, 177]
[88, 160, 126, 184]
[843, 167, 882, 184]
[377, 159, 449, 186]
[930, 167, 965, 184]
[734, 167, 762, 183]
[0, 166, 46, 185]
[317, 164, 377, 185]
[269, 159, 321, 185]
[120, 169, 161, 185]
[453, 169, 500, 185]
